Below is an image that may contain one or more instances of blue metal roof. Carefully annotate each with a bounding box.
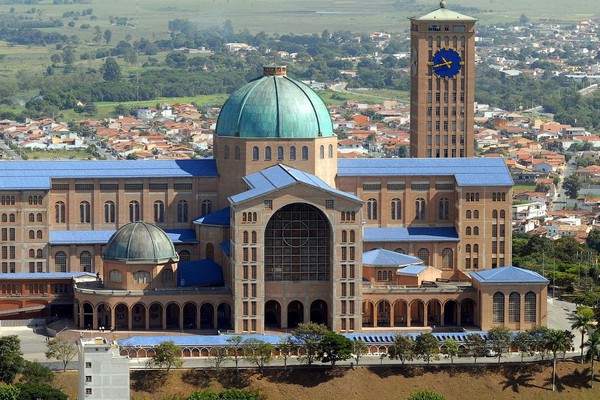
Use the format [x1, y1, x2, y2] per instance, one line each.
[193, 207, 230, 226]
[362, 248, 423, 267]
[398, 265, 428, 276]
[364, 227, 459, 242]
[0, 272, 95, 280]
[471, 266, 549, 284]
[230, 164, 362, 204]
[177, 259, 224, 287]
[49, 229, 197, 245]
[0, 160, 217, 186]
[219, 240, 231, 256]
[337, 158, 513, 187]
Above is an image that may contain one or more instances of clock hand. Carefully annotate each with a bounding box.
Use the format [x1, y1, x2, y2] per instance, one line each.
[433, 61, 452, 68]
[441, 57, 452, 67]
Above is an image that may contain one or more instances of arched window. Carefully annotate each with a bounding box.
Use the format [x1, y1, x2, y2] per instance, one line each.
[37, 230, 42, 239]
[201, 199, 213, 216]
[133, 271, 151, 284]
[466, 227, 471, 235]
[153, 200, 165, 223]
[104, 201, 115, 223]
[224, 145, 230, 159]
[500, 210, 505, 218]
[328, 144, 333, 158]
[466, 210, 471, 219]
[474, 227, 479, 235]
[1, 214, 6, 223]
[234, 145, 241, 160]
[509, 292, 520, 323]
[319, 145, 325, 159]
[36, 249, 43, 258]
[377, 271, 382, 280]
[394, 248, 405, 254]
[129, 201, 140, 222]
[55, 251, 67, 273]
[501, 193, 506, 201]
[55, 201, 65, 223]
[439, 198, 449, 220]
[367, 198, 377, 220]
[80, 251, 93, 273]
[415, 198, 426, 220]
[417, 248, 430, 264]
[473, 244, 479, 253]
[493, 292, 505, 323]
[109, 269, 123, 283]
[492, 210, 498, 218]
[177, 200, 188, 222]
[9, 214, 14, 223]
[206, 243, 214, 260]
[524, 292, 536, 323]
[29, 249, 35, 258]
[29, 213, 35, 222]
[252, 146, 259, 161]
[474, 210, 479, 219]
[162, 268, 173, 283]
[341, 230, 347, 242]
[265, 146, 272, 161]
[277, 146, 284, 160]
[391, 198, 401, 220]
[289, 146, 296, 160]
[179, 250, 191, 262]
[251, 231, 257, 244]
[243, 231, 249, 244]
[80, 201, 91, 223]
[302, 146, 309, 160]
[492, 193, 497, 201]
[37, 213, 42, 222]
[349, 230, 355, 242]
[442, 248, 453, 268]
[29, 230, 35, 239]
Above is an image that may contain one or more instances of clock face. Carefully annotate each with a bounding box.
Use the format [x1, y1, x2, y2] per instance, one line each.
[430, 48, 463, 79]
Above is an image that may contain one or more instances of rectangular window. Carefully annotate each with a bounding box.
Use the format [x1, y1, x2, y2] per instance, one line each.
[100, 183, 119, 191]
[349, 319, 355, 331]
[149, 183, 168, 191]
[387, 183, 405, 191]
[264, 200, 273, 210]
[341, 283, 347, 297]
[251, 265, 257, 280]
[500, 224, 506, 237]
[75, 183, 94, 191]
[174, 182, 192, 190]
[492, 224, 498, 237]
[85, 376, 92, 383]
[124, 183, 143, 191]
[325, 200, 335, 209]
[251, 302, 257, 316]
[411, 183, 430, 191]
[362, 183, 381, 191]
[243, 284, 248, 298]
[251, 283, 256, 297]
[251, 319, 257, 332]
[341, 301, 347, 315]
[51, 183, 69, 190]
[341, 265, 347, 279]
[243, 265, 248, 280]
[349, 264, 355, 278]
[492, 241, 498, 253]
[86, 388, 92, 395]
[349, 301, 355, 314]
[349, 283, 355, 296]
[243, 302, 248, 316]
[341, 318, 347, 331]
[251, 248, 257, 261]
[85, 362, 92, 368]
[243, 320, 248, 332]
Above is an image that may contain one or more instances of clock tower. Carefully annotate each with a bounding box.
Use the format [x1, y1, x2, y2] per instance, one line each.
[409, 1, 477, 158]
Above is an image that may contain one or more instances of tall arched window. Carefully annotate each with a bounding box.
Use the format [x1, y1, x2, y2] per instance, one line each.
[55, 251, 67, 273]
[349, 230, 355, 242]
[37, 230, 42, 239]
[177, 200, 188, 222]
[328, 144, 333, 158]
[302, 146, 309, 160]
[466, 210, 471, 219]
[474, 227, 479, 235]
[234, 145, 241, 160]
[252, 146, 259, 161]
[55, 201, 65, 223]
[9, 214, 14, 223]
[289, 146, 296, 160]
[438, 197, 449, 220]
[509, 292, 520, 323]
[442, 248, 453, 268]
[500, 210, 505, 218]
[474, 210, 479, 219]
[277, 146, 284, 160]
[265, 146, 272, 161]
[391, 198, 401, 220]
[466, 227, 471, 235]
[29, 249, 35, 258]
[29, 213, 35, 222]
[29, 230, 35, 239]
[319, 145, 325, 159]
[179, 250, 191, 262]
[251, 231, 257, 243]
[493, 292, 505, 323]
[80, 251, 93, 273]
[341, 230, 347, 242]
[153, 200, 165, 223]
[1, 214, 6, 222]
[79, 201, 91, 223]
[37, 213, 42, 222]
[524, 292, 536, 322]
[367, 198, 378, 220]
[36, 249, 43, 258]
[224, 145, 230, 159]
[129, 201, 140, 222]
[417, 248, 430, 265]
[201, 200, 213, 216]
[492, 210, 498, 218]
[104, 201, 115, 223]
[415, 198, 426, 220]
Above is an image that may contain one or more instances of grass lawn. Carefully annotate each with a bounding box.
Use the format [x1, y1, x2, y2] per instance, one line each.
[514, 184, 537, 191]
[22, 149, 93, 160]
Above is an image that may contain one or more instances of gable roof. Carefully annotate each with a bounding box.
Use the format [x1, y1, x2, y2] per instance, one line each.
[364, 227, 459, 242]
[362, 248, 423, 267]
[471, 266, 549, 284]
[194, 207, 230, 226]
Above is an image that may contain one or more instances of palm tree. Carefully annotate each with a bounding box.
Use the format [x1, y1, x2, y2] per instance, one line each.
[585, 331, 600, 388]
[571, 306, 594, 364]
[545, 329, 573, 391]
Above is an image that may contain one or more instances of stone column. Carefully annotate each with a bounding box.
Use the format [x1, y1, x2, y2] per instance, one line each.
[373, 303, 379, 327]
[179, 306, 184, 330]
[92, 306, 98, 330]
[162, 306, 167, 330]
[127, 307, 132, 331]
[144, 307, 150, 331]
[423, 303, 428, 327]
[390, 302, 395, 327]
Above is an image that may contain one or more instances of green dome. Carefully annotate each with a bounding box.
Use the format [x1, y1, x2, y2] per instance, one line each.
[103, 222, 178, 264]
[216, 66, 333, 139]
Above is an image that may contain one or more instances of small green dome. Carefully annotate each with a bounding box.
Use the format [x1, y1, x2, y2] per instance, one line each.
[216, 66, 333, 139]
[103, 222, 178, 264]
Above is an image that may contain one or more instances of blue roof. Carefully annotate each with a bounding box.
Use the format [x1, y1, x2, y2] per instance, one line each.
[194, 207, 230, 226]
[177, 259, 224, 287]
[398, 265, 428, 276]
[0, 272, 95, 280]
[219, 240, 231, 256]
[471, 266, 549, 284]
[0, 160, 217, 189]
[362, 248, 423, 267]
[230, 164, 362, 204]
[337, 158, 513, 187]
[49, 229, 197, 245]
[364, 227, 459, 242]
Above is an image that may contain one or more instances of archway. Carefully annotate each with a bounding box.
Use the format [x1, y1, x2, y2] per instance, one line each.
[362, 301, 374, 327]
[200, 303, 214, 329]
[461, 299, 476, 326]
[265, 300, 281, 328]
[410, 300, 424, 326]
[183, 303, 197, 329]
[96, 304, 111, 329]
[114, 303, 128, 330]
[310, 300, 328, 326]
[217, 303, 232, 330]
[82, 302, 94, 329]
[376, 300, 391, 327]
[427, 300, 442, 326]
[166, 303, 181, 329]
[149, 303, 163, 329]
[444, 300, 458, 326]
[131, 303, 146, 330]
[287, 300, 304, 328]
[393, 301, 408, 327]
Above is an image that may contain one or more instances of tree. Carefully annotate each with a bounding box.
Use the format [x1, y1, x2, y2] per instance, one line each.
[13, 383, 67, 400]
[408, 389, 446, 400]
[103, 29, 112, 44]
[464, 334, 486, 363]
[388, 334, 414, 364]
[318, 331, 353, 366]
[528, 326, 550, 361]
[487, 326, 512, 363]
[291, 322, 328, 365]
[0, 336, 24, 384]
[414, 333, 439, 364]
[20, 360, 54, 385]
[243, 339, 273, 374]
[545, 329, 573, 391]
[0, 385, 19, 400]
[443, 339, 459, 364]
[562, 174, 581, 199]
[512, 331, 532, 362]
[209, 346, 229, 371]
[101, 57, 121, 82]
[353, 339, 368, 366]
[277, 336, 295, 369]
[45, 337, 77, 372]
[150, 341, 183, 373]
[586, 229, 600, 254]
[226, 336, 243, 372]
[571, 306, 594, 363]
[585, 330, 600, 388]
[83, 102, 97, 116]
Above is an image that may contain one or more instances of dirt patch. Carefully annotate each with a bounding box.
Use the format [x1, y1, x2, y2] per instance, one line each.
[53, 360, 600, 400]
